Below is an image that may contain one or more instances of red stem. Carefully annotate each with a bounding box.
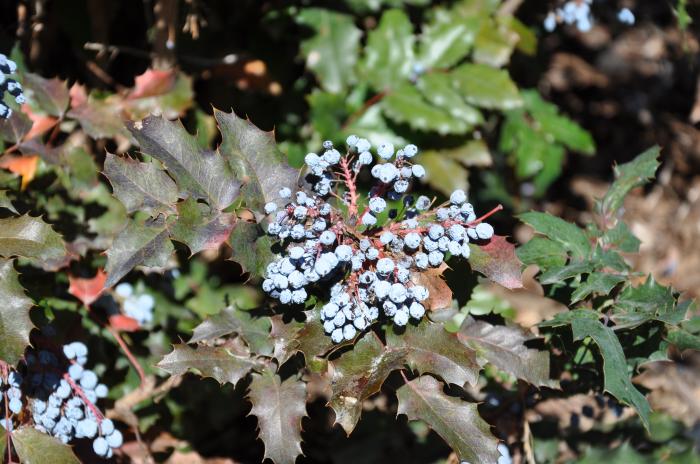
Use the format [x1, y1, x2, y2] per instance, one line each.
[339, 157, 359, 217]
[106, 324, 146, 388]
[63, 373, 104, 422]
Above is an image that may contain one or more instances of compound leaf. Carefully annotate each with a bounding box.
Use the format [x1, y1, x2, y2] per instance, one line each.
[396, 376, 499, 464]
[270, 309, 335, 366]
[599, 146, 660, 218]
[247, 368, 307, 464]
[451, 64, 522, 110]
[417, 15, 478, 69]
[383, 83, 469, 134]
[516, 237, 567, 270]
[0, 259, 35, 365]
[170, 198, 236, 255]
[0, 215, 68, 269]
[362, 9, 415, 91]
[228, 221, 276, 279]
[22, 73, 70, 117]
[519, 211, 590, 259]
[571, 273, 626, 304]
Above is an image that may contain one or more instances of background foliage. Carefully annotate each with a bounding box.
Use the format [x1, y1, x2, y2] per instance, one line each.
[0, 0, 699, 463]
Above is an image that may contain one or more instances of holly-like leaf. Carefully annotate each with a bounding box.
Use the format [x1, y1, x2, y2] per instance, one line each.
[22, 73, 70, 117]
[0, 190, 18, 214]
[0, 154, 39, 190]
[0, 215, 68, 269]
[570, 313, 652, 429]
[468, 235, 523, 289]
[0, 110, 32, 143]
[396, 376, 499, 464]
[68, 269, 107, 307]
[215, 110, 299, 219]
[0, 259, 35, 365]
[451, 64, 522, 110]
[104, 218, 174, 288]
[228, 221, 276, 279]
[458, 317, 553, 387]
[12, 427, 79, 464]
[103, 153, 178, 215]
[387, 322, 480, 387]
[127, 116, 239, 211]
[612, 276, 685, 329]
[419, 152, 470, 197]
[270, 310, 336, 365]
[571, 273, 626, 304]
[297, 9, 362, 94]
[382, 83, 469, 134]
[516, 237, 567, 270]
[189, 305, 272, 356]
[157, 344, 259, 386]
[601, 221, 641, 253]
[472, 18, 518, 67]
[599, 146, 660, 219]
[417, 73, 483, 128]
[247, 368, 307, 464]
[361, 9, 415, 91]
[170, 198, 236, 255]
[518, 211, 590, 259]
[329, 333, 407, 434]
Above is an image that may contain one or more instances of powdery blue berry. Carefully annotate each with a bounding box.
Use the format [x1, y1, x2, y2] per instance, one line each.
[428, 224, 444, 240]
[379, 231, 394, 245]
[450, 189, 467, 205]
[409, 302, 425, 319]
[361, 212, 377, 227]
[319, 230, 336, 245]
[343, 325, 357, 340]
[279, 290, 293, 304]
[376, 257, 394, 275]
[355, 138, 371, 153]
[335, 244, 353, 261]
[279, 187, 291, 199]
[403, 144, 418, 158]
[377, 142, 394, 160]
[412, 164, 426, 178]
[369, 197, 387, 214]
[411, 285, 429, 302]
[291, 289, 307, 304]
[331, 328, 344, 343]
[428, 251, 444, 267]
[404, 232, 421, 249]
[393, 310, 409, 326]
[346, 134, 359, 146]
[389, 283, 407, 304]
[358, 151, 373, 165]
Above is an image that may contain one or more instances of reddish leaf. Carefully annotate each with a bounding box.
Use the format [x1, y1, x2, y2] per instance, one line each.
[411, 263, 453, 311]
[128, 69, 176, 99]
[68, 269, 107, 306]
[109, 314, 141, 332]
[469, 236, 523, 289]
[69, 83, 88, 108]
[22, 106, 58, 141]
[0, 154, 39, 190]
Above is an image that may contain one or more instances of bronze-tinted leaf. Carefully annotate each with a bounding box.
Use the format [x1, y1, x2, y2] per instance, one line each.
[157, 344, 259, 386]
[469, 235, 523, 289]
[0, 259, 35, 365]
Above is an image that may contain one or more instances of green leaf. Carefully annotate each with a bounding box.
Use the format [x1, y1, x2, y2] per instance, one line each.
[227, 221, 276, 279]
[396, 376, 499, 464]
[602, 221, 641, 253]
[419, 151, 469, 196]
[247, 368, 307, 464]
[270, 309, 336, 365]
[612, 276, 684, 329]
[473, 17, 517, 67]
[297, 9, 362, 93]
[462, 284, 515, 319]
[519, 211, 590, 259]
[157, 344, 259, 386]
[417, 15, 478, 69]
[458, 316, 554, 387]
[468, 235, 524, 290]
[22, 73, 70, 117]
[571, 273, 626, 304]
[516, 237, 567, 270]
[103, 153, 178, 215]
[382, 83, 469, 134]
[451, 64, 522, 109]
[12, 427, 80, 464]
[362, 9, 415, 91]
[523, 90, 595, 155]
[189, 305, 272, 356]
[127, 116, 240, 211]
[104, 217, 174, 288]
[666, 317, 700, 351]
[417, 73, 483, 127]
[599, 146, 661, 218]
[0, 190, 18, 214]
[0, 215, 68, 269]
[0, 259, 35, 365]
[538, 261, 592, 285]
[329, 333, 406, 434]
[170, 198, 236, 255]
[308, 90, 347, 137]
[571, 316, 652, 429]
[215, 110, 299, 219]
[387, 322, 480, 387]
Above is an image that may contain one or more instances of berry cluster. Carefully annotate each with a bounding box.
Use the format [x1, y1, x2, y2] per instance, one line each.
[0, 53, 25, 119]
[261, 136, 498, 342]
[0, 340, 122, 459]
[115, 282, 155, 326]
[544, 1, 635, 32]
